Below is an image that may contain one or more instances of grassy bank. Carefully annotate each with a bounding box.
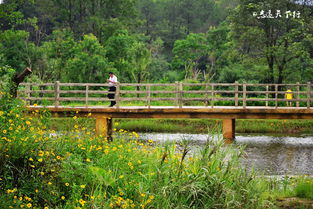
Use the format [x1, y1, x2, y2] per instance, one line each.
[48, 118, 313, 135]
[1, 97, 313, 208]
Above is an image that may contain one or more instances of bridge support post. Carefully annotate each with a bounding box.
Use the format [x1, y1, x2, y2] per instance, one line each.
[223, 119, 235, 143]
[95, 117, 112, 141]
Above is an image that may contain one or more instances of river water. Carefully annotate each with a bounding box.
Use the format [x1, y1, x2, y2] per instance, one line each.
[139, 133, 313, 176]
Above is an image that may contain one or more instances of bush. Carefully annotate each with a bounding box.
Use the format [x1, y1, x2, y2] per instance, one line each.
[0, 97, 279, 208]
[295, 180, 313, 199]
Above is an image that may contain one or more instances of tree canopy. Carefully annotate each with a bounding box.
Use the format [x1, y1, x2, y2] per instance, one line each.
[0, 0, 312, 84]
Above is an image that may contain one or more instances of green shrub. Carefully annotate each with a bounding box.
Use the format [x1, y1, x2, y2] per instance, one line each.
[295, 180, 313, 199]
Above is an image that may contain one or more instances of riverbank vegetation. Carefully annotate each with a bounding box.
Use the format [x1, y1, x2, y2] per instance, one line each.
[48, 118, 313, 135]
[1, 97, 313, 208]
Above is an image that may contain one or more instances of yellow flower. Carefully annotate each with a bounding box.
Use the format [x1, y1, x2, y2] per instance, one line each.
[73, 116, 77, 120]
[56, 156, 61, 160]
[26, 121, 31, 125]
[80, 185, 86, 189]
[48, 182, 52, 185]
[26, 203, 32, 208]
[0, 111, 4, 116]
[65, 183, 69, 186]
[44, 207, 49, 209]
[38, 158, 43, 162]
[61, 196, 65, 200]
[40, 172, 45, 176]
[38, 151, 44, 157]
[33, 104, 38, 107]
[86, 158, 91, 162]
[119, 175, 124, 179]
[74, 125, 79, 129]
[140, 193, 146, 197]
[28, 158, 33, 161]
[79, 199, 86, 206]
[149, 195, 155, 200]
[3, 130, 7, 134]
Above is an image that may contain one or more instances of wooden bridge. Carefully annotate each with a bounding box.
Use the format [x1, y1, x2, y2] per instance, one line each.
[19, 82, 313, 142]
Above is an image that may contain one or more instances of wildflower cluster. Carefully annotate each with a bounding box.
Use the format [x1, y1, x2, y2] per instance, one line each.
[1, 97, 309, 208]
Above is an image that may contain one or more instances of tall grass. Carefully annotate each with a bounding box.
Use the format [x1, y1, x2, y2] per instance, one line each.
[1, 96, 312, 208]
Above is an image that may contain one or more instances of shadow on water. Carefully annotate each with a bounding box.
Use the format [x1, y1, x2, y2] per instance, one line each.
[139, 133, 313, 175]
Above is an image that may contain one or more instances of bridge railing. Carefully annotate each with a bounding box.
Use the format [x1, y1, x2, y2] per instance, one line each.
[17, 81, 312, 108]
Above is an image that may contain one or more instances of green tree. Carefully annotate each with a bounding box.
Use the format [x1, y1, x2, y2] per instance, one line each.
[229, 0, 313, 84]
[65, 34, 114, 83]
[172, 33, 208, 80]
[105, 29, 151, 83]
[0, 30, 35, 70]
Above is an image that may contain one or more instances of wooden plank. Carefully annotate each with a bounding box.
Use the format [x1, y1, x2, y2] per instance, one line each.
[235, 81, 238, 107]
[120, 83, 176, 87]
[243, 84, 246, 108]
[147, 84, 151, 108]
[116, 83, 120, 109]
[211, 84, 214, 108]
[179, 82, 183, 108]
[275, 84, 278, 109]
[296, 82, 300, 107]
[307, 82, 311, 109]
[205, 83, 209, 106]
[85, 85, 89, 107]
[55, 81, 60, 107]
[60, 83, 109, 87]
[24, 90, 54, 94]
[20, 83, 54, 86]
[120, 90, 177, 94]
[266, 85, 269, 107]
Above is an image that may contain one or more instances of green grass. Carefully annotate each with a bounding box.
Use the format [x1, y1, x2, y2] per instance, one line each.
[1, 97, 313, 208]
[47, 118, 313, 135]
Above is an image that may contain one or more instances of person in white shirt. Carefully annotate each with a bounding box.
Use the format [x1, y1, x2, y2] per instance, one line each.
[107, 72, 118, 107]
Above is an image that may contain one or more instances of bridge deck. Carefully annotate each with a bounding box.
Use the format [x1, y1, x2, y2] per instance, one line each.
[27, 106, 313, 119]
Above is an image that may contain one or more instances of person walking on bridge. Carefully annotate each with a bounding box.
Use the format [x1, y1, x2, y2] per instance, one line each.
[285, 87, 293, 107]
[107, 72, 118, 107]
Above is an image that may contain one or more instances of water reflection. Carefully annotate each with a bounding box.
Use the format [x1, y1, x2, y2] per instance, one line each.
[139, 133, 313, 175]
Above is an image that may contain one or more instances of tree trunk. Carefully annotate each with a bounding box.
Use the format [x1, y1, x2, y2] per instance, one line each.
[10, 67, 32, 98]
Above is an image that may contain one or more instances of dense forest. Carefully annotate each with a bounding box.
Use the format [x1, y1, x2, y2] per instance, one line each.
[0, 0, 312, 85]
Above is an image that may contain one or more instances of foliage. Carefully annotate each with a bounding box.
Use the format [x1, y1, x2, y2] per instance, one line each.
[64, 34, 114, 83]
[229, 0, 313, 84]
[295, 178, 313, 199]
[2, 99, 303, 208]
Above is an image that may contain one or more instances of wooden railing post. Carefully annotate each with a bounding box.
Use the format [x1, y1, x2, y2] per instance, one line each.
[266, 85, 269, 107]
[275, 84, 278, 109]
[296, 82, 300, 108]
[307, 82, 311, 109]
[205, 83, 209, 107]
[26, 84, 31, 105]
[211, 84, 214, 108]
[116, 83, 120, 109]
[243, 84, 246, 108]
[85, 85, 89, 107]
[54, 81, 60, 107]
[175, 81, 179, 107]
[235, 81, 238, 107]
[147, 84, 151, 108]
[179, 82, 183, 108]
